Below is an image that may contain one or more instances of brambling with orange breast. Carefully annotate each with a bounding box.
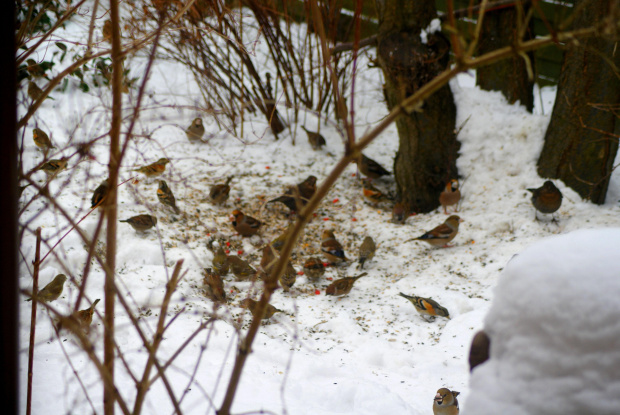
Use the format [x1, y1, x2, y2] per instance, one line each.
[398, 292, 450, 321]
[76, 298, 100, 333]
[361, 179, 391, 205]
[433, 388, 460, 415]
[133, 158, 170, 178]
[410, 215, 462, 248]
[358, 153, 390, 179]
[325, 272, 367, 296]
[231, 209, 262, 236]
[157, 180, 180, 213]
[439, 179, 460, 214]
[38, 158, 67, 177]
[321, 229, 347, 264]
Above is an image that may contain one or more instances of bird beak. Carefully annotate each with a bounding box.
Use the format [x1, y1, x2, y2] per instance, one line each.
[434, 393, 442, 402]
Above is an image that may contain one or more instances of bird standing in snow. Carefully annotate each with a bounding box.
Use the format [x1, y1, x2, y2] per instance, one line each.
[231, 209, 262, 236]
[410, 215, 462, 248]
[398, 292, 450, 321]
[321, 229, 347, 264]
[209, 177, 233, 205]
[267, 175, 317, 213]
[527, 180, 562, 220]
[303, 257, 325, 281]
[357, 154, 390, 179]
[301, 126, 326, 150]
[439, 179, 461, 214]
[357, 236, 376, 269]
[27, 274, 67, 302]
[119, 214, 157, 232]
[433, 388, 460, 415]
[326, 272, 367, 296]
[157, 180, 180, 213]
[133, 158, 170, 178]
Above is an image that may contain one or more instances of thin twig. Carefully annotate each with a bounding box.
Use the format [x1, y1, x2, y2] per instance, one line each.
[25, 227, 42, 415]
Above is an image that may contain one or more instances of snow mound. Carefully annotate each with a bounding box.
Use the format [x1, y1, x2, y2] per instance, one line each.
[464, 228, 620, 415]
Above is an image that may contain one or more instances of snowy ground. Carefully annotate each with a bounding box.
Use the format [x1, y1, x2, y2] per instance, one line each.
[18, 7, 620, 415]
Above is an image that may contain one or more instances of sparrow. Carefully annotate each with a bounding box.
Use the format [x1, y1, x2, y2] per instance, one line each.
[228, 255, 257, 280]
[186, 117, 205, 142]
[157, 180, 180, 213]
[267, 175, 317, 213]
[119, 214, 157, 232]
[212, 245, 230, 276]
[203, 268, 226, 302]
[301, 126, 326, 150]
[27, 274, 67, 302]
[326, 272, 367, 296]
[38, 158, 67, 177]
[361, 179, 391, 205]
[209, 177, 233, 205]
[26, 59, 51, 79]
[469, 330, 490, 372]
[357, 236, 376, 269]
[527, 180, 562, 217]
[133, 158, 170, 178]
[33, 128, 53, 151]
[321, 229, 347, 264]
[303, 257, 325, 281]
[410, 215, 462, 248]
[439, 179, 460, 214]
[279, 262, 297, 292]
[91, 179, 110, 208]
[398, 292, 450, 321]
[28, 82, 44, 101]
[358, 154, 390, 179]
[269, 223, 298, 252]
[102, 19, 112, 43]
[433, 388, 460, 415]
[231, 209, 262, 236]
[76, 298, 100, 332]
[240, 298, 281, 320]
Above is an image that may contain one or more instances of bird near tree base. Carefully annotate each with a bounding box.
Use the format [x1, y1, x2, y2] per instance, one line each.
[439, 179, 461, 214]
[411, 215, 462, 248]
[527, 180, 562, 218]
[358, 154, 390, 179]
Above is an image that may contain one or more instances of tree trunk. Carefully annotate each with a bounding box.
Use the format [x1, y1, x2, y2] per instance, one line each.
[476, 2, 534, 111]
[375, 0, 458, 213]
[537, 0, 620, 204]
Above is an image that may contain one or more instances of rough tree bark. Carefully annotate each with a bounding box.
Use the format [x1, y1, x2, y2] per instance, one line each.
[537, 0, 620, 204]
[375, 0, 458, 213]
[476, 1, 535, 111]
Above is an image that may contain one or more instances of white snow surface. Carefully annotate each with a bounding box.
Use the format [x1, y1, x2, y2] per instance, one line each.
[18, 6, 620, 415]
[465, 229, 620, 415]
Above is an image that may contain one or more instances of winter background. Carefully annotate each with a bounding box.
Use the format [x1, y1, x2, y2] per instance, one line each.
[17, 5, 620, 415]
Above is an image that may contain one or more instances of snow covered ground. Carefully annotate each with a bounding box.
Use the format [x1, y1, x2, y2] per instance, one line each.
[18, 7, 620, 414]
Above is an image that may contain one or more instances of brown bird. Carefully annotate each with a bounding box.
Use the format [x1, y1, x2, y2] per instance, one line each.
[391, 200, 412, 224]
[76, 298, 100, 332]
[527, 180, 562, 218]
[358, 154, 390, 179]
[212, 245, 230, 276]
[133, 158, 170, 178]
[326, 272, 367, 296]
[186, 117, 205, 142]
[102, 19, 112, 43]
[203, 268, 226, 303]
[33, 128, 53, 151]
[27, 274, 67, 302]
[321, 229, 347, 264]
[279, 262, 297, 292]
[411, 215, 462, 248]
[119, 214, 157, 232]
[269, 223, 298, 252]
[357, 236, 376, 270]
[228, 255, 257, 280]
[303, 257, 325, 281]
[433, 388, 460, 415]
[469, 330, 490, 372]
[267, 175, 317, 213]
[28, 82, 44, 101]
[209, 177, 233, 205]
[26, 59, 50, 79]
[439, 179, 461, 215]
[361, 179, 391, 205]
[259, 243, 278, 276]
[157, 180, 180, 213]
[231, 209, 262, 237]
[301, 126, 326, 150]
[91, 179, 110, 208]
[38, 158, 67, 177]
[240, 298, 281, 320]
[398, 292, 450, 321]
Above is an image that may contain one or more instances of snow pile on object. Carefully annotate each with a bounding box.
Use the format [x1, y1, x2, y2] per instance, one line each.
[464, 228, 620, 415]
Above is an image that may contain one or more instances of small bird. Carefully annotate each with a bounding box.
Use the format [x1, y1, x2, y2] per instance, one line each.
[279, 262, 297, 292]
[203, 268, 226, 303]
[91, 179, 110, 208]
[469, 330, 490, 372]
[240, 298, 281, 320]
[433, 388, 460, 415]
[27, 274, 67, 302]
[358, 154, 390, 179]
[228, 255, 257, 280]
[102, 19, 112, 43]
[411, 215, 462, 248]
[231, 209, 262, 237]
[321, 229, 347, 264]
[28, 82, 44, 101]
[212, 245, 230, 276]
[259, 243, 278, 276]
[301, 126, 326, 150]
[361, 179, 391, 205]
[157, 180, 180, 213]
[119, 214, 157, 232]
[133, 158, 170, 178]
[398, 292, 450, 321]
[269, 223, 298, 252]
[303, 257, 325, 281]
[33, 128, 53, 151]
[268, 175, 317, 213]
[391, 200, 412, 224]
[26, 59, 51, 79]
[38, 158, 67, 177]
[439, 179, 461, 214]
[186, 117, 205, 142]
[357, 236, 376, 269]
[527, 180, 563, 218]
[76, 298, 100, 333]
[326, 272, 367, 296]
[209, 177, 233, 205]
